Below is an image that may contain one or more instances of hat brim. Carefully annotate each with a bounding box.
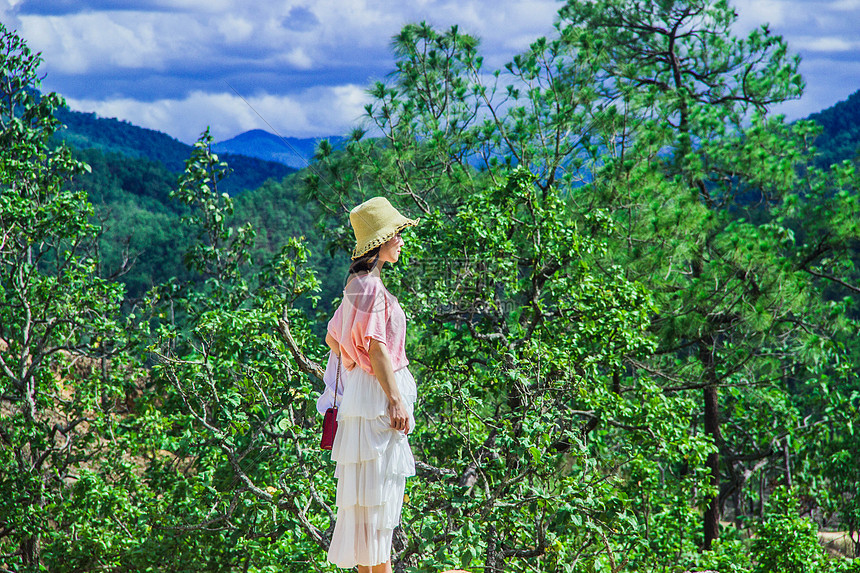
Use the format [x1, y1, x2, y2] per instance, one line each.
[351, 218, 418, 259]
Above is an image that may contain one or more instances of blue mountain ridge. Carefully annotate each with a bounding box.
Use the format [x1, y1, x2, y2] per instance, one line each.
[53, 107, 297, 195]
[54, 86, 859, 189]
[806, 89, 860, 168]
[212, 129, 346, 170]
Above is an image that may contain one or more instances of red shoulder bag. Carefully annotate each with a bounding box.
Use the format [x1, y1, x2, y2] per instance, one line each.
[320, 353, 341, 450]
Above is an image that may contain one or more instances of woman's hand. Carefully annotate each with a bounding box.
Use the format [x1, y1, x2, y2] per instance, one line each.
[368, 339, 410, 434]
[388, 397, 410, 434]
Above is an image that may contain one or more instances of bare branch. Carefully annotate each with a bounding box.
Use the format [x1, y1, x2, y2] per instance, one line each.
[276, 309, 324, 380]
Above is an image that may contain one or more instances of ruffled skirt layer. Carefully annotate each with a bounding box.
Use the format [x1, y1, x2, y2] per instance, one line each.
[327, 366, 417, 568]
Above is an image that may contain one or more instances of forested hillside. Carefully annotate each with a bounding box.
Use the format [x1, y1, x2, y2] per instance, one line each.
[53, 106, 330, 298]
[2, 3, 860, 573]
[809, 89, 860, 168]
[66, 143, 330, 299]
[55, 71, 860, 305]
[60, 89, 860, 304]
[55, 106, 296, 195]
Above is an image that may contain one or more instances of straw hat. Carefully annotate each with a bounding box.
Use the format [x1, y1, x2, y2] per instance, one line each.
[349, 197, 418, 259]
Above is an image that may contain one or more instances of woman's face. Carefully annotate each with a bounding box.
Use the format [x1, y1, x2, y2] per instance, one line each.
[378, 233, 404, 265]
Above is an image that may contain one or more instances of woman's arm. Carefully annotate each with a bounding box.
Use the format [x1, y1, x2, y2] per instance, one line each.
[325, 332, 340, 355]
[368, 339, 410, 434]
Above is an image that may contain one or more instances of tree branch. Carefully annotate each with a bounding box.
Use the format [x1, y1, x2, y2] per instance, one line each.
[276, 309, 324, 380]
[803, 267, 860, 294]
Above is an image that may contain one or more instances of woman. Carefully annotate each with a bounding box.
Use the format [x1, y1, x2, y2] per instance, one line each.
[323, 196, 418, 572]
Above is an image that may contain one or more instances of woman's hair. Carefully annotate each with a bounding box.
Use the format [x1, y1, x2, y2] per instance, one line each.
[348, 246, 381, 277]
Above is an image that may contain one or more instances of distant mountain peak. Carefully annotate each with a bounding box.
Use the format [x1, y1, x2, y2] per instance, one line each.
[221, 129, 279, 142]
[54, 106, 295, 195]
[213, 130, 346, 169]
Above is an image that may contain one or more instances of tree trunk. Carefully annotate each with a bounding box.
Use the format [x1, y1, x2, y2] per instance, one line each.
[703, 383, 720, 550]
[20, 450, 45, 567]
[485, 524, 503, 573]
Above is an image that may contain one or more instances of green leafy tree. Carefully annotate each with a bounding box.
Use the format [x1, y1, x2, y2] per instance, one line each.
[306, 0, 860, 568]
[142, 129, 333, 570]
[306, 23, 709, 568]
[556, 0, 859, 550]
[751, 487, 828, 573]
[556, 0, 812, 550]
[387, 169, 700, 572]
[0, 23, 145, 569]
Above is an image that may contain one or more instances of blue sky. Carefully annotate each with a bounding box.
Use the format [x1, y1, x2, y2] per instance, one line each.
[2, 0, 859, 144]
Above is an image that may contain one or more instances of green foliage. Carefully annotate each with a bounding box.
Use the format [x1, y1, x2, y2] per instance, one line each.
[54, 105, 296, 194]
[2, 3, 860, 571]
[65, 142, 321, 301]
[752, 487, 828, 573]
[305, 0, 860, 569]
[55, 108, 303, 301]
[232, 173, 345, 330]
[691, 537, 753, 573]
[807, 89, 860, 169]
[67, 146, 194, 297]
[835, 558, 860, 573]
[142, 128, 330, 570]
[0, 21, 146, 569]
[387, 168, 680, 571]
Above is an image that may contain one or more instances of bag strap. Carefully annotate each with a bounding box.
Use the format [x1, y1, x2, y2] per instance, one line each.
[334, 351, 341, 409]
[335, 289, 350, 410]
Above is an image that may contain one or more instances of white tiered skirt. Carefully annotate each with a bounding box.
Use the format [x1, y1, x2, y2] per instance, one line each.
[327, 366, 417, 568]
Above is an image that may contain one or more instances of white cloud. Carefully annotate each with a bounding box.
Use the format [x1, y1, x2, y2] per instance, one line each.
[462, 0, 559, 53]
[383, 0, 558, 55]
[216, 15, 255, 45]
[14, 0, 413, 79]
[731, 0, 860, 40]
[65, 84, 371, 143]
[12, 0, 561, 80]
[18, 11, 204, 73]
[794, 35, 857, 51]
[770, 57, 860, 117]
[0, 0, 20, 21]
[281, 47, 314, 69]
[830, 0, 860, 10]
[731, 0, 789, 32]
[156, 0, 234, 12]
